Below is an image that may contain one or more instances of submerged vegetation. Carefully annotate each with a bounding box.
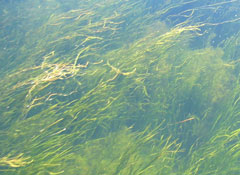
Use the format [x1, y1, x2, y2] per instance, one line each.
[0, 0, 240, 174]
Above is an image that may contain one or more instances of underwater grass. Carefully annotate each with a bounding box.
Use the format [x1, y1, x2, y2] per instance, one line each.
[1, 0, 240, 174]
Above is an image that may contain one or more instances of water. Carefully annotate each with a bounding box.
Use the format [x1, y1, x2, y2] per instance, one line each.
[0, 0, 240, 174]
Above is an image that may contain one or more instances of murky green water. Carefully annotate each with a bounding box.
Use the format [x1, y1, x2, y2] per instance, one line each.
[1, 0, 240, 174]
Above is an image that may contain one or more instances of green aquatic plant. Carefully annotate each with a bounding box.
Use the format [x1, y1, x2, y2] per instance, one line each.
[1, 0, 240, 174]
[0, 153, 32, 168]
